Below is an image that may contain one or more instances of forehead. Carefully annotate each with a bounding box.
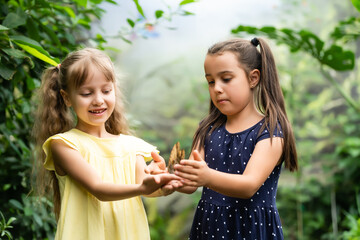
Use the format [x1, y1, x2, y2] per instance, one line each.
[205, 52, 240, 67]
[80, 69, 113, 87]
[204, 52, 242, 72]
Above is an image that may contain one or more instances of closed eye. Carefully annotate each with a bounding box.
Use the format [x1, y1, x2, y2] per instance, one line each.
[222, 78, 232, 82]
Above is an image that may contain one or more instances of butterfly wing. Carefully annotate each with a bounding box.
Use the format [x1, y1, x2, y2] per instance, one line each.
[168, 142, 184, 173]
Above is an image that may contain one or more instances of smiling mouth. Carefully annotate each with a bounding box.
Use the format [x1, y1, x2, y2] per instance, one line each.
[89, 109, 106, 114]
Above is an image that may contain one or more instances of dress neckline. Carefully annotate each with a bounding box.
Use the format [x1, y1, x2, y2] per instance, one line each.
[71, 128, 121, 140]
[223, 118, 265, 135]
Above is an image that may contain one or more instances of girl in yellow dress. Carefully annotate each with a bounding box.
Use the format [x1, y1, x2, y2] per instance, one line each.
[32, 48, 179, 240]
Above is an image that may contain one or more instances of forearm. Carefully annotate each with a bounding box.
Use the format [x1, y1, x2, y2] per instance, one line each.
[89, 182, 143, 201]
[143, 188, 164, 197]
[205, 169, 258, 199]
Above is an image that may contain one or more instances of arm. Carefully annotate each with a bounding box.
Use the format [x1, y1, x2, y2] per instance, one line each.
[174, 137, 283, 199]
[51, 139, 178, 201]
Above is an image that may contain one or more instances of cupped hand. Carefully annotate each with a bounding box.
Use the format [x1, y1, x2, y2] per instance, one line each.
[174, 150, 212, 187]
[140, 173, 180, 195]
[161, 180, 184, 196]
[144, 151, 167, 174]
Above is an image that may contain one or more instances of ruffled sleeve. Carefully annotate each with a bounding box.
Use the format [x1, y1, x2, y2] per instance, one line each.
[42, 133, 79, 171]
[128, 136, 158, 162]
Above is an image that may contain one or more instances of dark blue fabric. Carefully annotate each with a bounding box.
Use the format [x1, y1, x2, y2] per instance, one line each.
[189, 119, 284, 240]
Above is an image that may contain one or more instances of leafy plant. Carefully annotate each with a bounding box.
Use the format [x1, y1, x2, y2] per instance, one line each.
[0, 211, 16, 240]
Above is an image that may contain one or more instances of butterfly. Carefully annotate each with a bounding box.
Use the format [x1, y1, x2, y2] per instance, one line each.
[167, 141, 185, 173]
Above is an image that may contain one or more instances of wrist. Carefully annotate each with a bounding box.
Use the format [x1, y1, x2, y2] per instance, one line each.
[204, 168, 215, 189]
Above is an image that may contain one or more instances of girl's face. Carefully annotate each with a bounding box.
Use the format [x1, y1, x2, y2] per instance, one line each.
[204, 51, 257, 120]
[61, 68, 116, 133]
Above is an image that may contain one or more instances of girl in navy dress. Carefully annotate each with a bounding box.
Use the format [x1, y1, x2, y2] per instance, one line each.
[174, 38, 298, 240]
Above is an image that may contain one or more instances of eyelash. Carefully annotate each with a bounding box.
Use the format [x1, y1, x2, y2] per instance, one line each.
[80, 89, 112, 96]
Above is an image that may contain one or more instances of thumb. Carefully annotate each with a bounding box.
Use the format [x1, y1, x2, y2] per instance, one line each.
[151, 151, 164, 163]
[192, 150, 203, 162]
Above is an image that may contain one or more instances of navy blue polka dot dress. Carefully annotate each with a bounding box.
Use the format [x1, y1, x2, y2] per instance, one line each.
[189, 119, 284, 240]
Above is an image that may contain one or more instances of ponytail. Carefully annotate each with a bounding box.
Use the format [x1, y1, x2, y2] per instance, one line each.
[32, 66, 74, 220]
[255, 38, 298, 171]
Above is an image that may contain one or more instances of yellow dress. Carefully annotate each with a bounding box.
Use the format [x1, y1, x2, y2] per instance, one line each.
[43, 128, 157, 240]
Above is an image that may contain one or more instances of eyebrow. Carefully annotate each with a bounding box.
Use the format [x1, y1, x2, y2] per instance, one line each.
[205, 70, 234, 77]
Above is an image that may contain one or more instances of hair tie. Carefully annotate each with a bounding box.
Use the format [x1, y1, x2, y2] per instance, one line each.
[250, 38, 259, 47]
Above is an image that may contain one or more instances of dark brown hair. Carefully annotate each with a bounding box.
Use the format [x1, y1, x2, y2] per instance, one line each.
[32, 48, 131, 219]
[192, 38, 298, 171]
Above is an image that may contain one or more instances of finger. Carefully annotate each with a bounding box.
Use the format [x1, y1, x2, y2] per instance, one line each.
[174, 170, 198, 181]
[151, 151, 166, 169]
[180, 179, 198, 187]
[153, 175, 161, 184]
[192, 150, 204, 162]
[158, 173, 181, 184]
[174, 164, 198, 174]
[178, 159, 200, 168]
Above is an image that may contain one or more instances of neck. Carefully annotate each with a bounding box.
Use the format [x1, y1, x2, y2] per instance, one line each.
[225, 108, 263, 134]
[75, 124, 111, 138]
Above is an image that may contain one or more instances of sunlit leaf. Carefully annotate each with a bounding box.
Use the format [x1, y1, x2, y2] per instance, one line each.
[351, 0, 360, 12]
[133, 0, 145, 18]
[0, 24, 9, 31]
[73, 0, 87, 7]
[180, 0, 196, 5]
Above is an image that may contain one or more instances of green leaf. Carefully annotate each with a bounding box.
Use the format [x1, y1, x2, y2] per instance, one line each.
[322, 45, 355, 71]
[0, 24, 9, 31]
[2, 12, 27, 29]
[9, 199, 23, 210]
[155, 10, 164, 19]
[133, 0, 145, 18]
[14, 42, 58, 66]
[10, 35, 59, 65]
[0, 65, 16, 80]
[90, 0, 103, 3]
[73, 0, 88, 7]
[181, 10, 195, 16]
[53, 5, 76, 19]
[127, 18, 135, 28]
[180, 0, 196, 5]
[351, 0, 360, 12]
[26, 77, 36, 91]
[2, 48, 28, 59]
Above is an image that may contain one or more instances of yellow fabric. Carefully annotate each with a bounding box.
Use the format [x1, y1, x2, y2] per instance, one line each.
[43, 128, 157, 240]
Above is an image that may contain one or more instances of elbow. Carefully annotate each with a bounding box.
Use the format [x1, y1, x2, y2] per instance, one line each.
[241, 184, 260, 199]
[87, 184, 111, 202]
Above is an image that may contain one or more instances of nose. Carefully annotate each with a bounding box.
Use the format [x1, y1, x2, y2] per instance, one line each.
[213, 81, 223, 93]
[92, 92, 104, 106]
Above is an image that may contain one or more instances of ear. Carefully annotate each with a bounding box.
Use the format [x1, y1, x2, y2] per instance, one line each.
[249, 69, 260, 88]
[60, 89, 72, 107]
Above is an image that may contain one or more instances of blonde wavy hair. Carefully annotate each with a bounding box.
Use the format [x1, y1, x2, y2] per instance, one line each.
[32, 48, 130, 219]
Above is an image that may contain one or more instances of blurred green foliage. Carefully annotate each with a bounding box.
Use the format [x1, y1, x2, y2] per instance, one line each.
[1, 0, 360, 239]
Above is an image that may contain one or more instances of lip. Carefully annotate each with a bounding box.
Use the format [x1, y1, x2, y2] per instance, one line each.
[89, 108, 107, 115]
[217, 99, 229, 104]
